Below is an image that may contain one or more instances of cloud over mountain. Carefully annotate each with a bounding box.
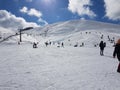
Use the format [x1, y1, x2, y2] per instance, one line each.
[104, 0, 120, 20]
[20, 6, 42, 18]
[20, 6, 48, 25]
[68, 0, 96, 18]
[0, 10, 39, 30]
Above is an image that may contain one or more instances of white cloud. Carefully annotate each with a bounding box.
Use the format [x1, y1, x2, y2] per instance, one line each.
[20, 6, 28, 13]
[20, 6, 48, 25]
[104, 0, 120, 20]
[38, 18, 48, 25]
[28, 8, 42, 18]
[20, 6, 42, 18]
[0, 10, 39, 30]
[68, 0, 96, 18]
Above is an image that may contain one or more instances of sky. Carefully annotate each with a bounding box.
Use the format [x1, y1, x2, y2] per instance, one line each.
[0, 0, 120, 29]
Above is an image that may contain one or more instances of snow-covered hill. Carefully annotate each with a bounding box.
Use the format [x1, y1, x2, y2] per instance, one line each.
[27, 20, 120, 47]
[31, 19, 120, 35]
[0, 42, 120, 90]
[0, 27, 38, 44]
[0, 20, 120, 90]
[0, 20, 120, 46]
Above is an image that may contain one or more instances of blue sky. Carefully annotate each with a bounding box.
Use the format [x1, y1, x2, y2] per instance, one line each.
[0, 0, 120, 28]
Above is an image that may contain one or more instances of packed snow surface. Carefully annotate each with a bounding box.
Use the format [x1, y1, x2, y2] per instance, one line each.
[0, 44, 120, 90]
[0, 20, 120, 90]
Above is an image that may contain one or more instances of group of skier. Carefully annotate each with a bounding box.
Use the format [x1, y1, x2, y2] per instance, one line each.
[32, 38, 120, 73]
[44, 41, 64, 48]
[99, 39, 120, 73]
[33, 41, 64, 48]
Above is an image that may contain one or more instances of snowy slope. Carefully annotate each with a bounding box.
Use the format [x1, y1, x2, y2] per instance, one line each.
[5, 34, 38, 44]
[0, 44, 120, 90]
[1, 20, 120, 45]
[0, 27, 38, 44]
[22, 20, 120, 47]
[30, 20, 120, 35]
[0, 20, 120, 90]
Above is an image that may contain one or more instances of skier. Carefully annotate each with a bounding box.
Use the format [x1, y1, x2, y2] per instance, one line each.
[99, 41, 106, 56]
[113, 39, 120, 73]
[49, 41, 51, 45]
[33, 42, 37, 48]
[61, 42, 64, 47]
[81, 42, 84, 47]
[45, 41, 48, 47]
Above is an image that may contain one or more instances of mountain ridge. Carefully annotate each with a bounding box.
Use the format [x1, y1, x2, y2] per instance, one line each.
[30, 19, 120, 37]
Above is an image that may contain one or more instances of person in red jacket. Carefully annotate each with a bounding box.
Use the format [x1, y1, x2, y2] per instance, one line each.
[113, 39, 120, 73]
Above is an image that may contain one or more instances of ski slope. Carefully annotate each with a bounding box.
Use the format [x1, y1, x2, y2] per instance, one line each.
[0, 20, 120, 45]
[0, 44, 120, 90]
[0, 20, 120, 90]
[23, 20, 120, 47]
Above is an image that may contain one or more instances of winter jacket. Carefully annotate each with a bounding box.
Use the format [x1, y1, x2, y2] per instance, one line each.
[99, 41, 105, 50]
[113, 44, 120, 61]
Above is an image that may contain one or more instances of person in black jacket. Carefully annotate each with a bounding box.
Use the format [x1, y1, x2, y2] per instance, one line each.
[33, 42, 37, 48]
[99, 41, 106, 56]
[61, 42, 64, 47]
[113, 39, 120, 73]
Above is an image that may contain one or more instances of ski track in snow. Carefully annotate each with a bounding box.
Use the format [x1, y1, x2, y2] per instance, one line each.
[0, 44, 120, 90]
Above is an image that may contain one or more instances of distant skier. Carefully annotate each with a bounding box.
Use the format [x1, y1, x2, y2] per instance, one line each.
[49, 41, 51, 45]
[82, 42, 84, 46]
[81, 42, 84, 47]
[113, 39, 120, 73]
[99, 41, 106, 56]
[33, 42, 37, 48]
[45, 41, 48, 47]
[61, 42, 64, 47]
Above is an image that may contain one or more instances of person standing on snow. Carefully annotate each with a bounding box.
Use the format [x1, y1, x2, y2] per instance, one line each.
[45, 41, 48, 47]
[113, 39, 120, 73]
[33, 42, 37, 48]
[99, 41, 106, 56]
[61, 42, 64, 47]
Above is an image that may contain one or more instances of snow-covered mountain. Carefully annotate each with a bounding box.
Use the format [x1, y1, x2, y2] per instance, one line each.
[1, 20, 120, 90]
[31, 20, 120, 35]
[27, 20, 120, 47]
[0, 20, 120, 45]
